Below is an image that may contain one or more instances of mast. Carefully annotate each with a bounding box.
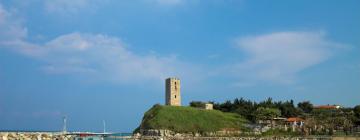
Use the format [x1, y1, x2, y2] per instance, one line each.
[103, 120, 106, 133]
[63, 116, 67, 133]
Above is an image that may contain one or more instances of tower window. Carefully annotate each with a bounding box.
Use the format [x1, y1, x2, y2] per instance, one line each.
[175, 95, 177, 98]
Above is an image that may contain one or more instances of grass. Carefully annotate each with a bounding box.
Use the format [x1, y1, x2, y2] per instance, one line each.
[138, 104, 249, 133]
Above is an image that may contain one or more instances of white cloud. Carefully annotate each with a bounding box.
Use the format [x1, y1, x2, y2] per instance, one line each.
[0, 3, 198, 84]
[2, 2, 348, 87]
[0, 4, 27, 44]
[232, 31, 345, 84]
[34, 33, 190, 83]
[0, 4, 41, 56]
[7, 32, 194, 84]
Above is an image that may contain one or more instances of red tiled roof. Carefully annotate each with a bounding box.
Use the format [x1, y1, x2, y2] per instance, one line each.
[286, 117, 303, 122]
[314, 105, 338, 109]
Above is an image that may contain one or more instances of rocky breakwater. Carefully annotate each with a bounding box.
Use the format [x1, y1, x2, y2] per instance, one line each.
[0, 132, 73, 140]
[135, 130, 357, 140]
[138, 129, 245, 137]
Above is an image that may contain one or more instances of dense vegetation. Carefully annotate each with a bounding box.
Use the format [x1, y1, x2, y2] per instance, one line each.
[190, 98, 360, 135]
[137, 104, 249, 133]
[136, 98, 360, 136]
[206, 98, 302, 121]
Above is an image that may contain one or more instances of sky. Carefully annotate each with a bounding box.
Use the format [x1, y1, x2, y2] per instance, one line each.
[0, 0, 359, 132]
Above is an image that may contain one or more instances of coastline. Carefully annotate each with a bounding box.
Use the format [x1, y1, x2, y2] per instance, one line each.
[1, 131, 359, 140]
[131, 136, 360, 140]
[0, 132, 71, 140]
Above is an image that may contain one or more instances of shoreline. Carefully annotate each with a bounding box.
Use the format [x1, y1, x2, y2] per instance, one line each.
[1, 132, 359, 140]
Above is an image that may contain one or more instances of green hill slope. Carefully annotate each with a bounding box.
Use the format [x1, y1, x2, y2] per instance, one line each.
[137, 104, 249, 133]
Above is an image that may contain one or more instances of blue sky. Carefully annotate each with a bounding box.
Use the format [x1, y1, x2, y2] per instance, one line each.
[0, 0, 359, 132]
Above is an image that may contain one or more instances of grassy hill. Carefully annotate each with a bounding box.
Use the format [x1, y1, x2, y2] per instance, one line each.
[136, 104, 249, 133]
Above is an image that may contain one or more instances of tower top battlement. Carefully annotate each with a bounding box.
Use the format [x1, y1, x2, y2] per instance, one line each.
[166, 77, 180, 80]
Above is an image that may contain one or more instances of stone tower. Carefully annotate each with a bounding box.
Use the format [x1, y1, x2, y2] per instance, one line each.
[165, 77, 181, 106]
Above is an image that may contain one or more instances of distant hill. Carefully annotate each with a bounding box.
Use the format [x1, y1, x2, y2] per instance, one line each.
[135, 104, 249, 133]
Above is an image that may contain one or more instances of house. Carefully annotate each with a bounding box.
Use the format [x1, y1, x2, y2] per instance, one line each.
[286, 117, 304, 126]
[204, 103, 213, 110]
[285, 117, 304, 131]
[314, 105, 341, 109]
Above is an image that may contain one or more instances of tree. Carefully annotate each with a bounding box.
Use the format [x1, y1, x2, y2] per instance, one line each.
[279, 100, 301, 117]
[208, 98, 360, 135]
[354, 105, 360, 125]
[189, 101, 205, 108]
[253, 107, 281, 120]
[310, 108, 354, 135]
[232, 98, 255, 120]
[298, 101, 313, 113]
[354, 105, 360, 118]
[303, 117, 317, 135]
[258, 97, 276, 108]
